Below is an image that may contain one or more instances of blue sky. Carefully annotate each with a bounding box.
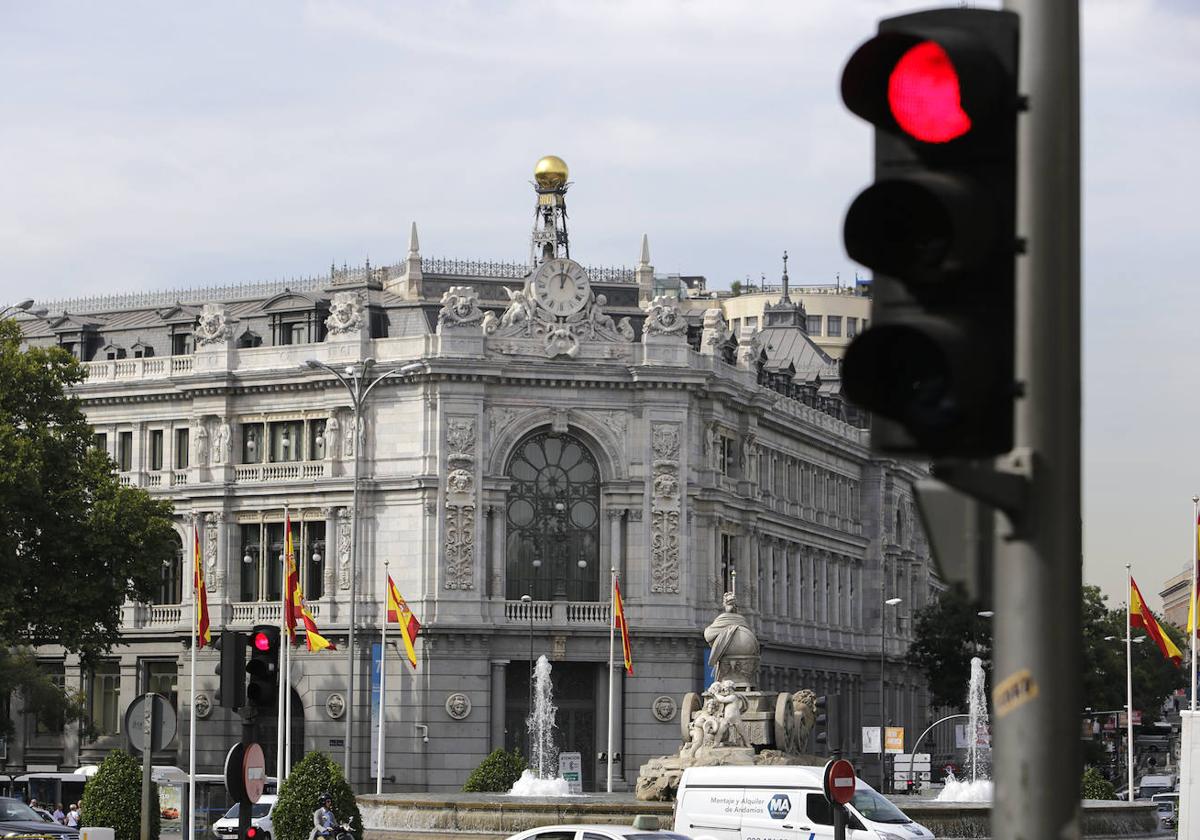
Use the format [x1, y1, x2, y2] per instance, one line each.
[1, 1, 1197, 611]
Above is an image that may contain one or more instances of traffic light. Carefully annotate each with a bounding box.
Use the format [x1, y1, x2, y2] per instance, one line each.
[813, 694, 842, 755]
[245, 625, 280, 709]
[214, 630, 247, 709]
[840, 8, 1020, 457]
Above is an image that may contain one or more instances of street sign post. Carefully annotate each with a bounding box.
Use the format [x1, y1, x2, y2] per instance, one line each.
[124, 693, 176, 840]
[823, 758, 857, 840]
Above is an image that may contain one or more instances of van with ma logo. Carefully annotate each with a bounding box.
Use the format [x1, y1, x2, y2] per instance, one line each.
[766, 794, 791, 820]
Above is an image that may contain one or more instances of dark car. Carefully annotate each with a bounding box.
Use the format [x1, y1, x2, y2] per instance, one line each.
[0, 799, 79, 840]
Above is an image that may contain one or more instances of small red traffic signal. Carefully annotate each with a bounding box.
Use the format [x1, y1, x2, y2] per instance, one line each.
[887, 41, 971, 143]
[246, 828, 257, 839]
[253, 631, 272, 652]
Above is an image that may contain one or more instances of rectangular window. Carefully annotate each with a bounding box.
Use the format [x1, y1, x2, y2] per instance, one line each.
[149, 430, 164, 471]
[731, 318, 741, 332]
[93, 432, 108, 453]
[155, 545, 182, 605]
[806, 315, 822, 335]
[117, 431, 133, 472]
[89, 662, 121, 736]
[269, 420, 304, 463]
[826, 316, 842, 337]
[847, 317, 859, 338]
[719, 435, 736, 476]
[242, 423, 264, 464]
[306, 521, 327, 600]
[143, 661, 178, 712]
[34, 663, 65, 735]
[720, 533, 737, 594]
[309, 420, 327, 461]
[745, 316, 758, 329]
[774, 455, 785, 497]
[174, 428, 190, 469]
[171, 333, 193, 356]
[240, 524, 261, 602]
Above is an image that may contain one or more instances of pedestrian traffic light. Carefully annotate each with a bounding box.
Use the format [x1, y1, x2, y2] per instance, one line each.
[214, 630, 247, 709]
[245, 625, 279, 709]
[840, 8, 1020, 457]
[813, 694, 843, 755]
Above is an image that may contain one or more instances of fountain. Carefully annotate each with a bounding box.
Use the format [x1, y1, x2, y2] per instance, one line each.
[509, 655, 571, 796]
[937, 656, 993, 802]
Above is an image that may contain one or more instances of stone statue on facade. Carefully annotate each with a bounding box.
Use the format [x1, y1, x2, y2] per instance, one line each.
[194, 304, 230, 347]
[643, 295, 688, 337]
[325, 291, 364, 336]
[325, 414, 340, 458]
[703, 592, 760, 688]
[437, 286, 484, 329]
[213, 419, 232, 465]
[193, 421, 209, 465]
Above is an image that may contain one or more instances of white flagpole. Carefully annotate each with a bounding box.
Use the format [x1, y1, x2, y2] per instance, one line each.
[1126, 564, 1134, 803]
[376, 559, 389, 795]
[188, 521, 199, 840]
[285, 506, 294, 779]
[1192, 496, 1198, 713]
[607, 567, 616, 794]
[276, 507, 287, 786]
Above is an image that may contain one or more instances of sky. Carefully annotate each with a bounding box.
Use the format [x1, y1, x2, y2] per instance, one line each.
[1, 1, 1197, 611]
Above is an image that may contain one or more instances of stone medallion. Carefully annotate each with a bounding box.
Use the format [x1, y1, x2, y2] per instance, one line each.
[652, 695, 678, 722]
[445, 693, 472, 720]
[326, 692, 346, 720]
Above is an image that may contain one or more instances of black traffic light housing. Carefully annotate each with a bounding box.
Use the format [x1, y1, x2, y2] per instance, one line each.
[214, 630, 248, 709]
[840, 8, 1020, 457]
[245, 625, 280, 709]
[813, 694, 843, 755]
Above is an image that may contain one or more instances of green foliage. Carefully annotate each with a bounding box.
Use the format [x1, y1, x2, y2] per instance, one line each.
[80, 750, 160, 840]
[1081, 765, 1115, 800]
[0, 320, 176, 733]
[906, 587, 992, 709]
[730, 281, 742, 297]
[462, 748, 527, 792]
[274, 751, 362, 840]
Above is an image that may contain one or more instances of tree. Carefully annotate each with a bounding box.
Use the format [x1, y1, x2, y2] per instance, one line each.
[906, 587, 992, 709]
[273, 751, 362, 840]
[462, 748, 527, 792]
[1081, 765, 1115, 800]
[80, 749, 160, 840]
[0, 320, 177, 733]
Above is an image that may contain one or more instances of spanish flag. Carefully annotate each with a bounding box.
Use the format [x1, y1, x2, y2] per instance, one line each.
[386, 575, 421, 669]
[1187, 510, 1200, 638]
[614, 577, 633, 675]
[194, 524, 210, 649]
[300, 605, 336, 652]
[283, 514, 300, 643]
[1130, 576, 1182, 667]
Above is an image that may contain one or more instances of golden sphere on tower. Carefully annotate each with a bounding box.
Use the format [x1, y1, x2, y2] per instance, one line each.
[534, 155, 569, 189]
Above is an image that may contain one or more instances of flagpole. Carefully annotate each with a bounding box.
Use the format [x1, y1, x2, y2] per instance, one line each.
[188, 521, 199, 840]
[276, 506, 287, 787]
[285, 506, 294, 779]
[1192, 496, 1198, 713]
[1126, 564, 1134, 803]
[376, 559, 389, 795]
[607, 567, 616, 794]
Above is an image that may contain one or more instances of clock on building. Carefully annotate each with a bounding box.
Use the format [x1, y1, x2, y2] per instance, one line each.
[531, 258, 591, 317]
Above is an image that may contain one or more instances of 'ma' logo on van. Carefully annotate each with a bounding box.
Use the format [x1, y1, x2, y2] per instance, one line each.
[766, 794, 791, 820]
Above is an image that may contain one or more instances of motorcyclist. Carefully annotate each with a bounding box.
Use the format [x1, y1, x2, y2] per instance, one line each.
[310, 793, 336, 840]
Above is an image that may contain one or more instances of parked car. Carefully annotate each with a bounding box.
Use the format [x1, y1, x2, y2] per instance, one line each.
[0, 798, 79, 840]
[1151, 792, 1178, 831]
[505, 818, 689, 840]
[212, 795, 276, 840]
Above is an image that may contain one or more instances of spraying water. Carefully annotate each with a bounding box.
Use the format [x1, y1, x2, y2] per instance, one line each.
[937, 655, 993, 802]
[510, 655, 570, 796]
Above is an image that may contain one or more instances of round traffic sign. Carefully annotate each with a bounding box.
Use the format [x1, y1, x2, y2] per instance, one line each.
[823, 757, 857, 806]
[243, 743, 267, 803]
[224, 743, 246, 801]
[124, 693, 177, 754]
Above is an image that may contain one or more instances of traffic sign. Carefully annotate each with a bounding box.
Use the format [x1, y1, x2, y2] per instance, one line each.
[124, 693, 177, 753]
[224, 743, 247, 802]
[242, 743, 266, 804]
[823, 758, 857, 806]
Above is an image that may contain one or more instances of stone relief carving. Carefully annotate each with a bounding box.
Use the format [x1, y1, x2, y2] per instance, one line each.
[650, 422, 681, 594]
[337, 508, 352, 590]
[652, 695, 678, 723]
[326, 693, 346, 719]
[742, 433, 758, 484]
[194, 304, 230, 347]
[444, 417, 476, 590]
[204, 513, 221, 591]
[489, 281, 633, 358]
[437, 286, 484, 329]
[617, 317, 635, 341]
[194, 692, 212, 719]
[193, 418, 209, 465]
[488, 405, 526, 443]
[445, 693, 472, 720]
[325, 291, 364, 336]
[643, 295, 689, 337]
[325, 413, 340, 459]
[213, 419, 232, 465]
[701, 308, 732, 348]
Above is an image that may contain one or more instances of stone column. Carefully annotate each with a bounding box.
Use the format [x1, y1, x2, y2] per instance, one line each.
[746, 527, 759, 613]
[489, 505, 505, 598]
[818, 552, 829, 624]
[489, 660, 508, 752]
[322, 507, 338, 600]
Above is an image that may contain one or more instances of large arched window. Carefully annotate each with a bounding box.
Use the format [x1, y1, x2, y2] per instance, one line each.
[505, 431, 600, 601]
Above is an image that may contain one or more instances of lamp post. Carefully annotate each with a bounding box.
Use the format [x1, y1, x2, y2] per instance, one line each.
[302, 357, 423, 781]
[1, 299, 48, 321]
[880, 594, 902, 790]
[520, 593, 534, 759]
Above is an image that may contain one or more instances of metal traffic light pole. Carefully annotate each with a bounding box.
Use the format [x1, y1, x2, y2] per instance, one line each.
[991, 3, 1081, 840]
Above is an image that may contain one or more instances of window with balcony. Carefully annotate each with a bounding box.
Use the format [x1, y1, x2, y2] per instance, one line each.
[149, 430, 164, 472]
[153, 533, 183, 605]
[117, 431, 133, 472]
[269, 421, 304, 463]
[172, 332, 194, 356]
[174, 428, 190, 469]
[242, 423, 264, 464]
[89, 661, 121, 737]
[240, 520, 325, 602]
[309, 420, 327, 460]
[720, 533, 737, 594]
[718, 434, 736, 477]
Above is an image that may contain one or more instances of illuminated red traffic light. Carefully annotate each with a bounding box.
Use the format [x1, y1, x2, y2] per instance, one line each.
[254, 631, 271, 652]
[246, 828, 257, 839]
[888, 41, 971, 143]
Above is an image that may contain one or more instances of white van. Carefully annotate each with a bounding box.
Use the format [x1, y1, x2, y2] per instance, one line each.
[673, 766, 934, 840]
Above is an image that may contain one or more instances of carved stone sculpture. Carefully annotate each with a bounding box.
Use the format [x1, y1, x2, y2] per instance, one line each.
[193, 420, 209, 465]
[325, 291, 364, 336]
[194, 304, 230, 346]
[643, 295, 689, 337]
[703, 592, 761, 687]
[213, 419, 232, 465]
[437, 286, 484, 329]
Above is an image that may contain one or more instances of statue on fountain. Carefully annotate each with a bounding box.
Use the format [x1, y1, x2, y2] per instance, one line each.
[634, 593, 822, 801]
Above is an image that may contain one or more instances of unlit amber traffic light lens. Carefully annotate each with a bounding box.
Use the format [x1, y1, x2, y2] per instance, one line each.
[888, 41, 971, 143]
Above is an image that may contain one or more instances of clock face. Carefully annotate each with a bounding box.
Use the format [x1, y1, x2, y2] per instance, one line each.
[532, 258, 591, 317]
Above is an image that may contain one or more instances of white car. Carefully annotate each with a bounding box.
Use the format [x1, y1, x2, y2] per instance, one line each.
[505, 819, 689, 840]
[212, 794, 276, 840]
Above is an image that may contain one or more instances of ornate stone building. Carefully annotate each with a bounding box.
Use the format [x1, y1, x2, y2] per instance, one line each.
[11, 158, 935, 792]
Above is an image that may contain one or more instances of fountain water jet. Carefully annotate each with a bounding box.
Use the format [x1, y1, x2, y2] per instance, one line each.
[937, 656, 993, 802]
[510, 655, 571, 796]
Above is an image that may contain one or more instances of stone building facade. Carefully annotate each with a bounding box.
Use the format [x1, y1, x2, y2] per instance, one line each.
[11, 169, 936, 792]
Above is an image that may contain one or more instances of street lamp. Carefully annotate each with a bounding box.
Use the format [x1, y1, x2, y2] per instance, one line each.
[520, 593, 534, 758]
[302, 356, 424, 781]
[0, 299, 48, 321]
[880, 594, 902, 790]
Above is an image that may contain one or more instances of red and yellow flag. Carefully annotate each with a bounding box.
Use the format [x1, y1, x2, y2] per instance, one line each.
[1187, 510, 1200, 638]
[300, 605, 336, 652]
[283, 514, 300, 643]
[194, 524, 210, 649]
[614, 577, 633, 675]
[386, 575, 421, 669]
[1131, 576, 1182, 667]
